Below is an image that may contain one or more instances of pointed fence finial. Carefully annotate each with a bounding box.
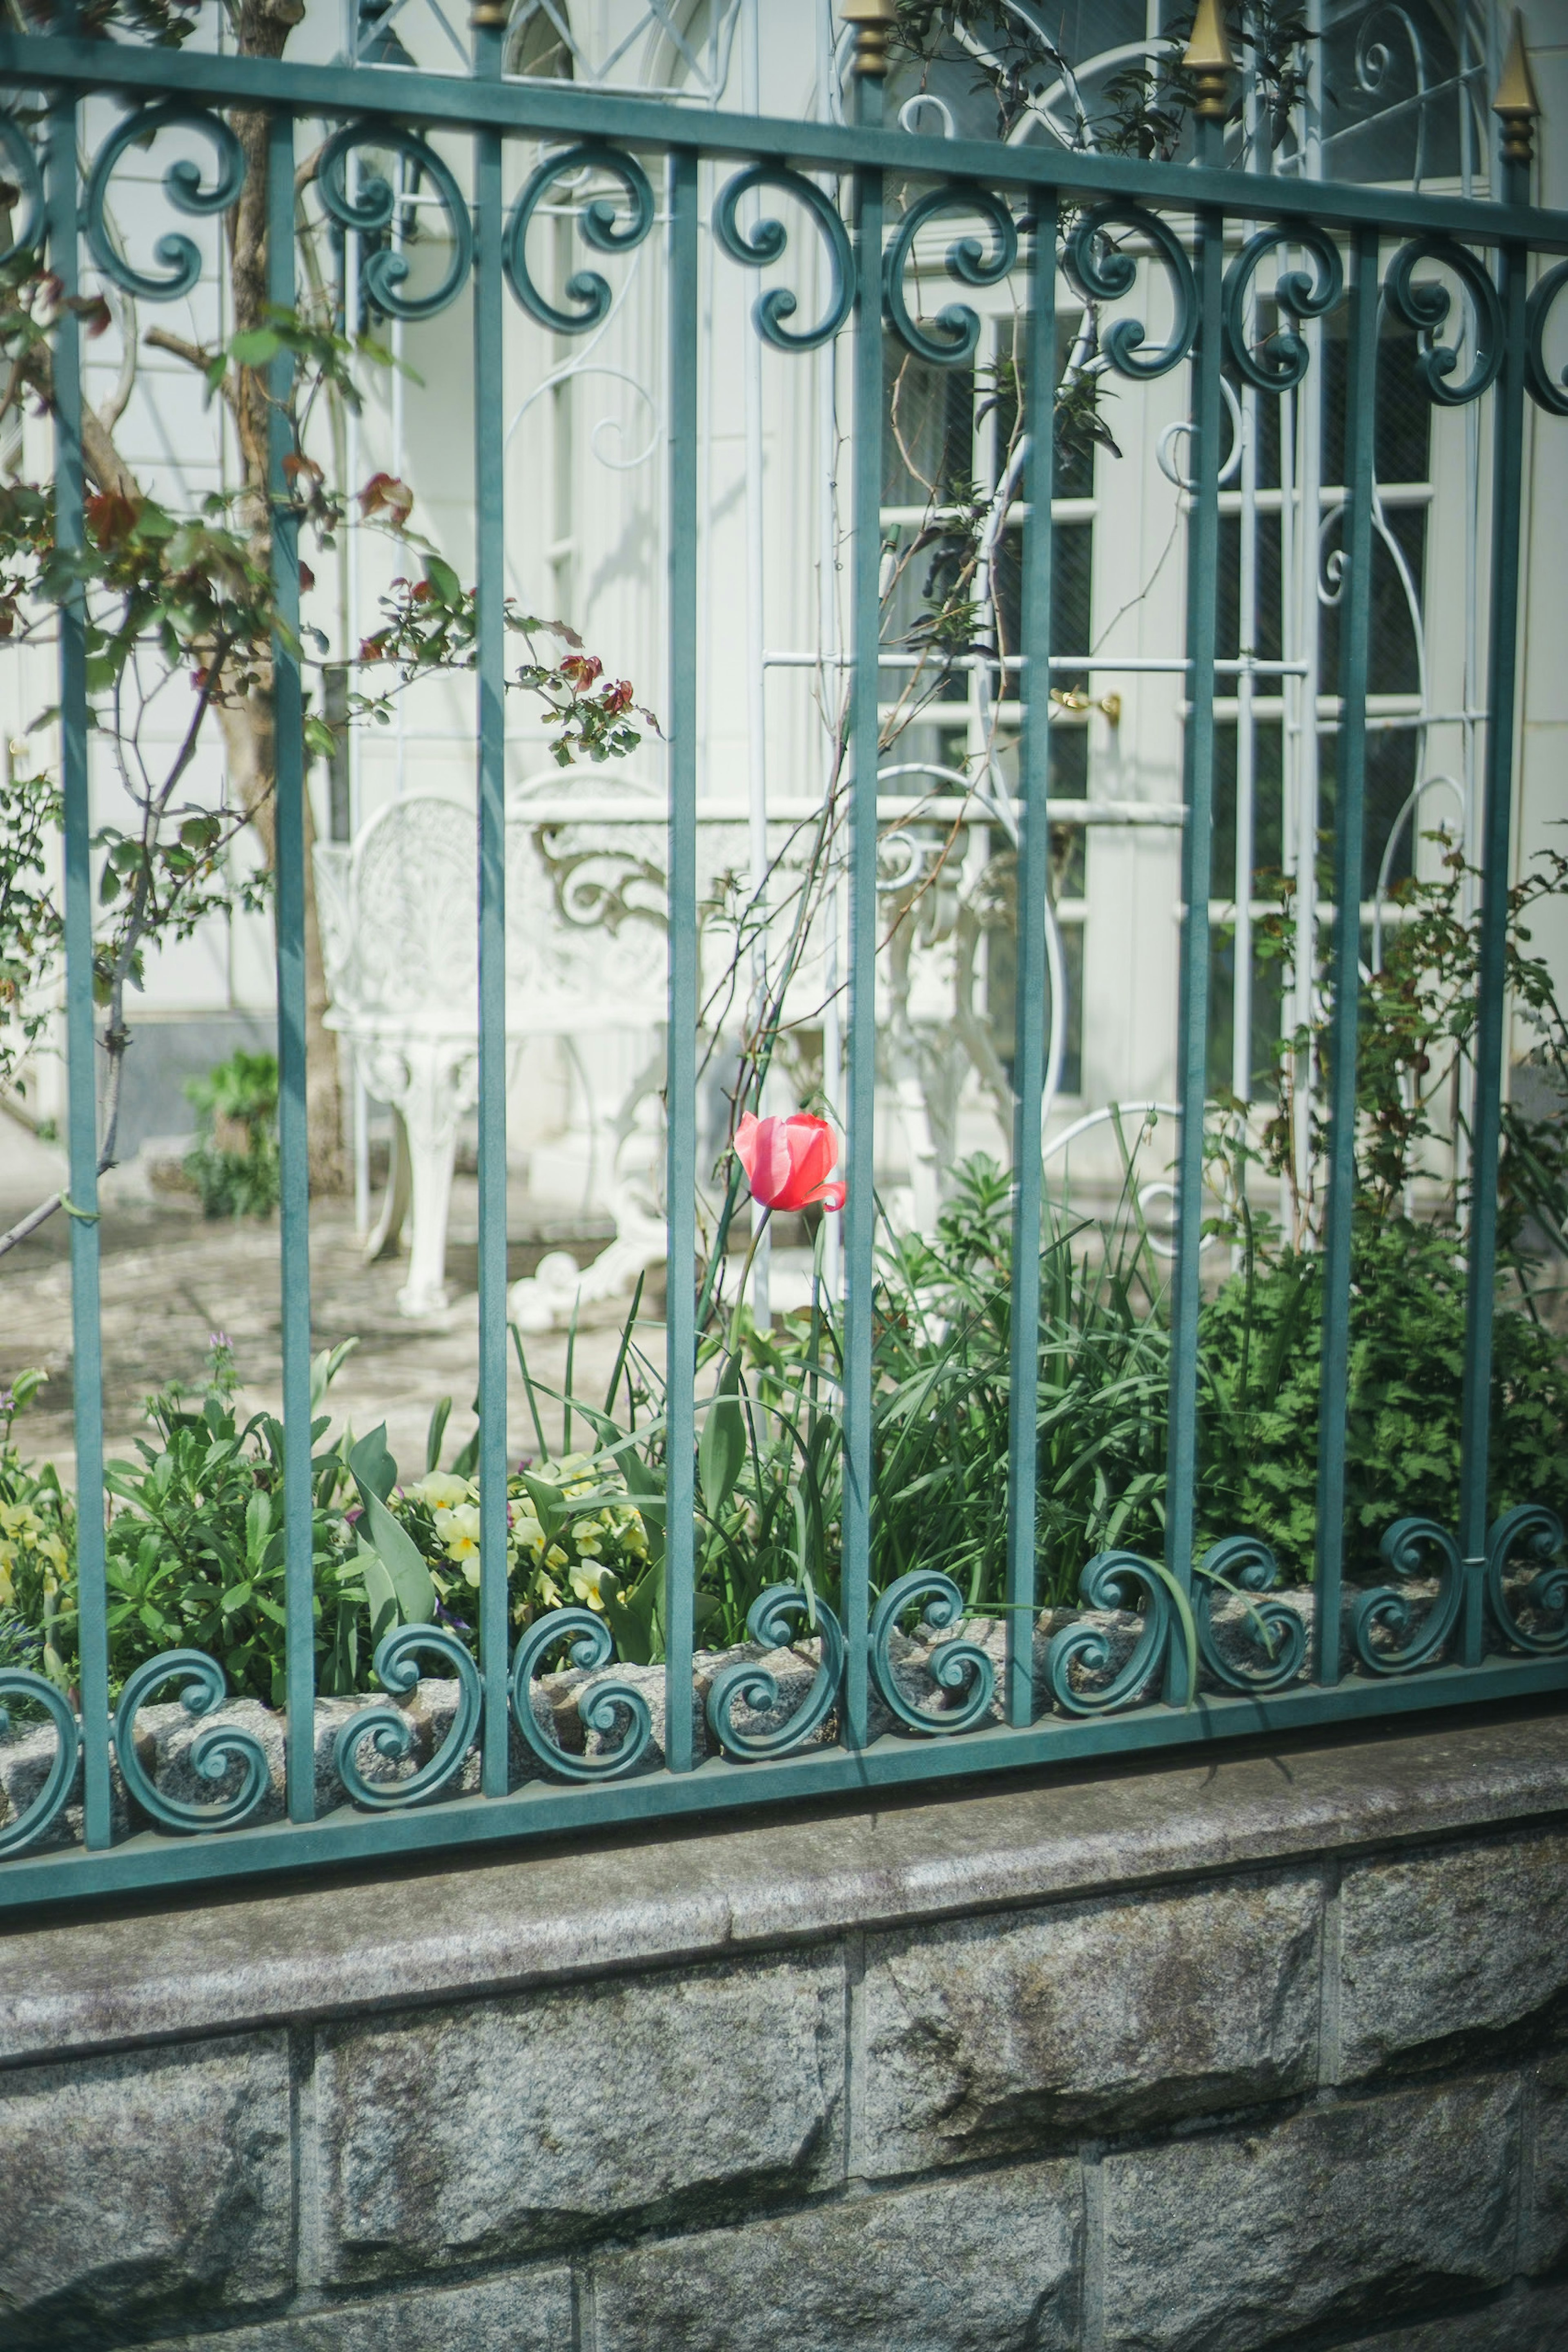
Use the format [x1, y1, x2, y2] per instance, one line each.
[1493, 11, 1542, 168]
[842, 0, 897, 79]
[1184, 0, 1236, 123]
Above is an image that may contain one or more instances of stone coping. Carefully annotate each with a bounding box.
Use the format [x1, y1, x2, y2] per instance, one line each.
[1, 1703, 1564, 2070]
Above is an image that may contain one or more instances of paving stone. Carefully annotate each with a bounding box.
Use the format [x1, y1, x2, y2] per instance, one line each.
[318, 1948, 844, 2279]
[592, 2162, 1082, 2352]
[1340, 1830, 1568, 2079]
[862, 1873, 1321, 2171]
[138, 2270, 575, 2351]
[0, 2033, 293, 2346]
[1521, 2047, 1568, 2278]
[1101, 2074, 1521, 2352]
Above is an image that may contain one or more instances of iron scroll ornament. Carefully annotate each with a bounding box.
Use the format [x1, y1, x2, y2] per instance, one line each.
[1525, 260, 1568, 418]
[1486, 1502, 1568, 1655]
[334, 1623, 483, 1808]
[1383, 235, 1504, 407]
[0, 1672, 79, 1859]
[706, 1584, 845, 1759]
[1064, 204, 1198, 380]
[84, 104, 244, 303]
[1046, 1549, 1174, 1716]
[503, 143, 655, 335]
[111, 1651, 270, 1832]
[510, 1607, 654, 1780]
[0, 111, 45, 269]
[1221, 227, 1344, 392]
[317, 123, 474, 323]
[883, 184, 1019, 368]
[1350, 1514, 1463, 1675]
[868, 1571, 996, 1734]
[1192, 1535, 1307, 1694]
[711, 165, 853, 354]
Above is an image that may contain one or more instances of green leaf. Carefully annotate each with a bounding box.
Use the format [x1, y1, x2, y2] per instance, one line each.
[425, 1396, 452, 1476]
[359, 1540, 400, 1648]
[355, 1483, 437, 1626]
[229, 327, 281, 367]
[310, 1337, 359, 1411]
[698, 1354, 747, 1521]
[424, 554, 462, 606]
[347, 1420, 397, 1503]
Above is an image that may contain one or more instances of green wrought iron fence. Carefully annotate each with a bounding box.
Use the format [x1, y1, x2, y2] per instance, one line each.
[1, 4, 1566, 1911]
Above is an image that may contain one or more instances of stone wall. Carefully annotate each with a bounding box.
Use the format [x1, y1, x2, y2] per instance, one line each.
[3, 1707, 1567, 2351]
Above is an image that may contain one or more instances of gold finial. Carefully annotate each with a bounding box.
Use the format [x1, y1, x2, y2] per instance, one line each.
[470, 2, 510, 25]
[1493, 12, 1541, 168]
[842, 0, 897, 79]
[1184, 0, 1236, 124]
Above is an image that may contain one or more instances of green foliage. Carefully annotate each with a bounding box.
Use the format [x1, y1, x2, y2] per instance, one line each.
[183, 1047, 281, 1218]
[0, 760, 62, 1098]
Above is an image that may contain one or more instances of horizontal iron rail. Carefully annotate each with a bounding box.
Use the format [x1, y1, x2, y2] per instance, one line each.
[2, 1657, 1564, 1913]
[2, 31, 1568, 252]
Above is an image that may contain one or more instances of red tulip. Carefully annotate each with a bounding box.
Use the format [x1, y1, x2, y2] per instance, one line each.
[734, 1112, 846, 1214]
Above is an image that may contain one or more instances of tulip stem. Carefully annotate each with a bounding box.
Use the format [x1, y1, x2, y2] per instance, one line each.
[722, 1206, 773, 1360]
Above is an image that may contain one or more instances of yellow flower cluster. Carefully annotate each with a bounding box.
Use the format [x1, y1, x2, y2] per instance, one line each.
[0, 1498, 69, 1612]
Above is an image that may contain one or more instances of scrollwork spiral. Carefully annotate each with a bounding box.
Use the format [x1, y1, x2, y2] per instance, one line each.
[1350, 1515, 1463, 1675]
[112, 1651, 270, 1832]
[869, 1571, 996, 1734]
[1221, 227, 1343, 392]
[1486, 1502, 1568, 1656]
[0, 1672, 79, 1859]
[510, 1608, 654, 1781]
[1046, 1550, 1172, 1716]
[504, 143, 654, 334]
[706, 1584, 845, 1759]
[712, 165, 853, 353]
[1064, 204, 1198, 380]
[334, 1623, 483, 1808]
[0, 113, 45, 269]
[1193, 1535, 1306, 1694]
[317, 123, 474, 321]
[84, 104, 245, 303]
[884, 184, 1019, 368]
[1384, 236, 1504, 407]
[1525, 261, 1568, 418]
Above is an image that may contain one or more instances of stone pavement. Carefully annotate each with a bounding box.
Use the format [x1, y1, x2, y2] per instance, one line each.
[0, 1121, 637, 1487]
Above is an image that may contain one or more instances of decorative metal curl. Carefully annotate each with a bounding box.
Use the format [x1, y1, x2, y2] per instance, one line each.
[1222, 227, 1343, 392]
[706, 1585, 845, 1759]
[334, 1624, 482, 1808]
[1046, 1550, 1172, 1716]
[869, 1571, 996, 1734]
[317, 122, 474, 321]
[1064, 204, 1197, 380]
[84, 104, 244, 303]
[1194, 1535, 1306, 1694]
[883, 183, 1019, 368]
[712, 165, 853, 353]
[1525, 261, 1568, 418]
[1486, 1503, 1568, 1656]
[510, 1607, 653, 1780]
[0, 1673, 80, 1859]
[1350, 1515, 1463, 1676]
[504, 143, 654, 334]
[112, 1651, 270, 1833]
[1384, 236, 1504, 407]
[0, 113, 45, 268]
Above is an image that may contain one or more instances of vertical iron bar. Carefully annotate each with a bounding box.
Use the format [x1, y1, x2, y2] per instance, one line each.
[1457, 161, 1530, 1659]
[267, 111, 314, 1822]
[842, 74, 884, 1752]
[1312, 224, 1379, 1683]
[1164, 187, 1225, 1702]
[47, 91, 111, 1846]
[663, 146, 699, 1774]
[473, 18, 510, 1792]
[1004, 201, 1056, 1730]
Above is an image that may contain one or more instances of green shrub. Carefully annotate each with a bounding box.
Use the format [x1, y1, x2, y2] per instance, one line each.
[183, 1047, 280, 1217]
